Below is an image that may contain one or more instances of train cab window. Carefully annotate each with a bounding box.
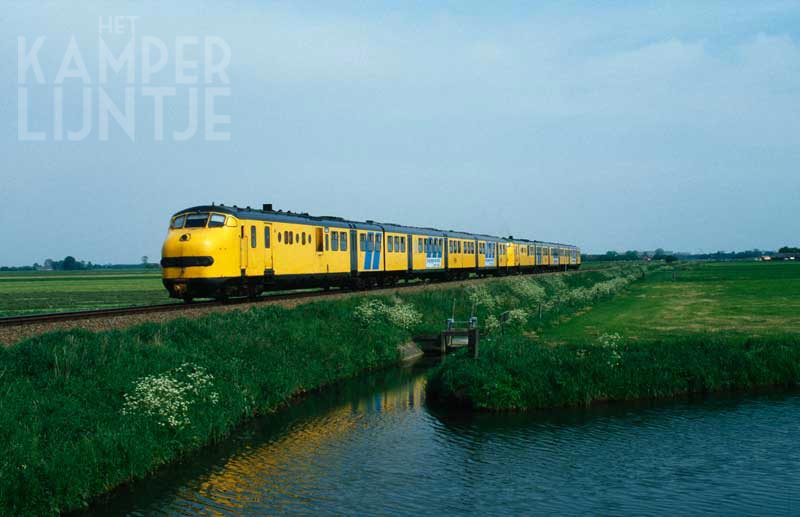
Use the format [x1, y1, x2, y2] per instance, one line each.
[340, 232, 348, 251]
[388, 236, 393, 252]
[185, 213, 209, 228]
[170, 215, 186, 229]
[332, 231, 339, 251]
[208, 214, 226, 228]
[264, 227, 270, 248]
[250, 226, 257, 248]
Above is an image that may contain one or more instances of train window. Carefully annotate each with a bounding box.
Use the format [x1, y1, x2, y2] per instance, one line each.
[394, 236, 399, 252]
[250, 226, 257, 248]
[332, 231, 339, 251]
[360, 233, 367, 252]
[376, 234, 382, 252]
[418, 238, 423, 253]
[458, 241, 462, 253]
[295, 232, 299, 244]
[283, 231, 288, 244]
[325, 234, 330, 251]
[316, 228, 324, 252]
[170, 215, 186, 229]
[367, 233, 374, 252]
[387, 236, 393, 252]
[185, 213, 209, 228]
[400, 237, 405, 252]
[340, 232, 348, 251]
[278, 232, 282, 243]
[264, 227, 270, 248]
[208, 214, 226, 228]
[301, 233, 306, 245]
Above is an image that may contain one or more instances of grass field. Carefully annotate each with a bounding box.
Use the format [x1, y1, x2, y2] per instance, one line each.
[0, 269, 173, 317]
[428, 260, 800, 411]
[542, 261, 800, 343]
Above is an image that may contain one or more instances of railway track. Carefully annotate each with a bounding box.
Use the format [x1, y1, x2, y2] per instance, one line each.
[0, 289, 341, 327]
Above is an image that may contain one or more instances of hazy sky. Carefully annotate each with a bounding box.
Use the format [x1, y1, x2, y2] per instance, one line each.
[2, 1, 799, 265]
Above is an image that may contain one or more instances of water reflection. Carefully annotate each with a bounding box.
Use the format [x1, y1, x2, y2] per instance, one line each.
[79, 364, 800, 516]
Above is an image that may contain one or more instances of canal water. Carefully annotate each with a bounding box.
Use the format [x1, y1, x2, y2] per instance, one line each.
[83, 362, 800, 516]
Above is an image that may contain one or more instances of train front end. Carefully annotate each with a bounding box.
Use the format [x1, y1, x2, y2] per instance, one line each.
[161, 206, 241, 301]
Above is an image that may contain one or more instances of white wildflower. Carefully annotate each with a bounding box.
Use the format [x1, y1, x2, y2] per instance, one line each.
[122, 363, 219, 430]
[354, 298, 421, 330]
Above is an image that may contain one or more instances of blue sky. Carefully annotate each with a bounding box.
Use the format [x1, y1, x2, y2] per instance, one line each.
[2, 1, 799, 264]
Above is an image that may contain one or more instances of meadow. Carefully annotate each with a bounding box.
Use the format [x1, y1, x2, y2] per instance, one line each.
[0, 269, 173, 317]
[543, 261, 800, 343]
[429, 261, 800, 411]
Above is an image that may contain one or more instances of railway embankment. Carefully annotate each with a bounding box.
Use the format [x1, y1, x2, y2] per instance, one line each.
[0, 264, 649, 515]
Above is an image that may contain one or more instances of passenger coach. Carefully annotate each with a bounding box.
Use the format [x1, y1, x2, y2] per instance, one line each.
[161, 204, 580, 301]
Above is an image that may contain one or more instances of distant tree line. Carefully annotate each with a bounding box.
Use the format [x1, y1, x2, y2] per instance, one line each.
[583, 247, 793, 263]
[0, 256, 160, 271]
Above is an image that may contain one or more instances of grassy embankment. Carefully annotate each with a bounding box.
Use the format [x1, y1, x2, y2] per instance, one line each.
[0, 264, 644, 515]
[428, 261, 800, 411]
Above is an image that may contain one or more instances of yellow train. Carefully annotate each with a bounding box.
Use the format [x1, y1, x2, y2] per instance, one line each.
[161, 204, 580, 301]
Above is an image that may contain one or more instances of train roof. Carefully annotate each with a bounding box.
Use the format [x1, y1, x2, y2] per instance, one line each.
[172, 204, 579, 249]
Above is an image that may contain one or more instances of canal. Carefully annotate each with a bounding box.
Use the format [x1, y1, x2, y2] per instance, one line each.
[81, 361, 800, 516]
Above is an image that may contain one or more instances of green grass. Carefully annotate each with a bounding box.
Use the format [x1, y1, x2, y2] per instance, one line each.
[428, 333, 800, 410]
[0, 269, 173, 317]
[0, 265, 645, 515]
[542, 261, 800, 343]
[428, 261, 800, 412]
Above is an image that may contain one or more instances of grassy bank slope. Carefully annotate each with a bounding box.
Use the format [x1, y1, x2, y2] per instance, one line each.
[0, 301, 407, 515]
[429, 262, 800, 411]
[0, 266, 644, 515]
[428, 334, 800, 410]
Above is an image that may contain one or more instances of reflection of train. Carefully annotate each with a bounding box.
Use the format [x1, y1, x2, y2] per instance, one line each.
[161, 204, 580, 301]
